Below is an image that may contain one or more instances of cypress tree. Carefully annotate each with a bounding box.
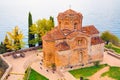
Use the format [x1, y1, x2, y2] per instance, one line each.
[28, 12, 35, 47]
[49, 16, 55, 27]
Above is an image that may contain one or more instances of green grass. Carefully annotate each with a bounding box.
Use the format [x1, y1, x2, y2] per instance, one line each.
[28, 69, 49, 80]
[111, 47, 120, 54]
[101, 66, 120, 80]
[105, 44, 120, 54]
[69, 64, 107, 79]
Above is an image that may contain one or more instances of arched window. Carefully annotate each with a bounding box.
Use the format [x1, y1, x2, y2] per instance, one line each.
[78, 39, 82, 46]
[74, 23, 77, 29]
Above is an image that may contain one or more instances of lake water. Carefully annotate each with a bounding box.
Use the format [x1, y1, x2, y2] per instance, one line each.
[0, 0, 120, 46]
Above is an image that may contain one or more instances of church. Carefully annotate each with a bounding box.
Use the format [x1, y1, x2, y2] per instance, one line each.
[42, 9, 104, 69]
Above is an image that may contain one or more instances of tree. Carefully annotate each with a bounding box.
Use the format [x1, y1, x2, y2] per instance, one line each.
[0, 42, 6, 54]
[49, 16, 55, 27]
[3, 35, 12, 51]
[101, 31, 120, 45]
[7, 26, 24, 51]
[110, 34, 119, 46]
[28, 12, 35, 47]
[30, 18, 54, 46]
[51, 63, 56, 71]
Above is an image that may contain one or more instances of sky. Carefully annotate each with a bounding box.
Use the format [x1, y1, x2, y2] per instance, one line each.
[0, 0, 119, 26]
[0, 0, 120, 42]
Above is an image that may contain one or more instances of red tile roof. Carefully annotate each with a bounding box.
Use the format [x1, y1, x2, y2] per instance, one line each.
[82, 25, 99, 35]
[43, 25, 99, 41]
[91, 37, 104, 45]
[56, 41, 70, 51]
[66, 31, 79, 39]
[62, 29, 72, 35]
[42, 27, 65, 41]
[42, 32, 54, 41]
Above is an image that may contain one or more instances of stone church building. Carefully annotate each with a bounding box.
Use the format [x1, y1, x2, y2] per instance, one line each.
[42, 9, 104, 69]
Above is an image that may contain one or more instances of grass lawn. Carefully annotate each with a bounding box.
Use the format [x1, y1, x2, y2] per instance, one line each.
[69, 64, 107, 79]
[105, 44, 120, 54]
[101, 66, 120, 80]
[28, 69, 49, 80]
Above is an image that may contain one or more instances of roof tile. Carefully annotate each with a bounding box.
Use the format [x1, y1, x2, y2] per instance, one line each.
[56, 41, 70, 51]
[91, 37, 104, 45]
[82, 25, 99, 35]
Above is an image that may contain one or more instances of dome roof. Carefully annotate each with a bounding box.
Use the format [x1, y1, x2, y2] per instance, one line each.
[64, 9, 82, 15]
[57, 9, 83, 19]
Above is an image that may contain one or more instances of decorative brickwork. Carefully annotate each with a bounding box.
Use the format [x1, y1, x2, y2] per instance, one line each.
[42, 9, 104, 69]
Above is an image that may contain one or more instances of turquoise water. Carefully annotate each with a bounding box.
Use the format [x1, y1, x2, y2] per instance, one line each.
[0, 0, 120, 45]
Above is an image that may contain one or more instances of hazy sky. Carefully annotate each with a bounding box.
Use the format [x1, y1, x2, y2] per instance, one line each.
[0, 0, 119, 25]
[0, 0, 120, 42]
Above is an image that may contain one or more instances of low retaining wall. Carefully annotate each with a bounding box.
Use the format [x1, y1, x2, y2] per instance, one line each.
[0, 55, 12, 80]
[3, 46, 41, 57]
[105, 48, 120, 59]
[107, 51, 120, 59]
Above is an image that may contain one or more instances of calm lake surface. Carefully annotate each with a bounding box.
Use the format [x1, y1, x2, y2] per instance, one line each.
[0, 0, 120, 47]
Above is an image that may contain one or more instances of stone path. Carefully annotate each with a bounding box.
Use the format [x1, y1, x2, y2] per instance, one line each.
[31, 59, 76, 80]
[4, 51, 120, 80]
[4, 50, 40, 80]
[103, 52, 120, 67]
[89, 66, 114, 80]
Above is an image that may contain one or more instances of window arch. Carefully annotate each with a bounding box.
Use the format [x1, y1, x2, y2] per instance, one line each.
[78, 39, 82, 46]
[74, 23, 77, 29]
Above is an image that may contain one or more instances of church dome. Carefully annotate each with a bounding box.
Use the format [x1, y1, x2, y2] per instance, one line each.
[57, 9, 83, 20]
[57, 9, 83, 31]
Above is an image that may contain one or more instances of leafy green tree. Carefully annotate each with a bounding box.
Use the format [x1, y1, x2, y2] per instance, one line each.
[30, 18, 54, 46]
[101, 31, 111, 45]
[0, 42, 6, 54]
[110, 34, 119, 46]
[101, 31, 120, 45]
[28, 12, 35, 47]
[7, 26, 24, 51]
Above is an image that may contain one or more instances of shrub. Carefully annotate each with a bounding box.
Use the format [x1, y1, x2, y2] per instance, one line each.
[93, 61, 100, 67]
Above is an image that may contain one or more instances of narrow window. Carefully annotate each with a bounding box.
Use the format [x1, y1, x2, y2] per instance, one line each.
[59, 22, 61, 26]
[79, 52, 83, 62]
[74, 23, 77, 29]
[78, 39, 82, 46]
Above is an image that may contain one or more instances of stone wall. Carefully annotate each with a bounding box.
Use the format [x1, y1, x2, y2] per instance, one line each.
[0, 55, 12, 80]
[2, 46, 41, 57]
[43, 40, 55, 67]
[90, 43, 104, 61]
[55, 50, 70, 67]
